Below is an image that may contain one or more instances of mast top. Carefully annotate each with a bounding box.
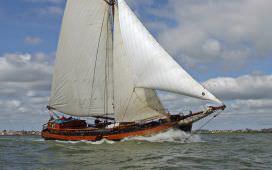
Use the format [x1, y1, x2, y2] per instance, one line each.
[104, 0, 115, 6]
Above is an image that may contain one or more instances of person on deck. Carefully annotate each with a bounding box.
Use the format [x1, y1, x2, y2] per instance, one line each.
[95, 119, 101, 126]
[49, 116, 54, 121]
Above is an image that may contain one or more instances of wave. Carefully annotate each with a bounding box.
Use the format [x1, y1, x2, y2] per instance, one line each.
[55, 139, 115, 145]
[122, 129, 202, 143]
[33, 139, 45, 142]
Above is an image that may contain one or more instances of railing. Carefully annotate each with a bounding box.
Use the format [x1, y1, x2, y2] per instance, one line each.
[42, 123, 48, 130]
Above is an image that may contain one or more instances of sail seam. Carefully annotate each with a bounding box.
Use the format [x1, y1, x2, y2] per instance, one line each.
[90, 7, 108, 115]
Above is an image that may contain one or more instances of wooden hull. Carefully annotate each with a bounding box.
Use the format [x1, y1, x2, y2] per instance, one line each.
[42, 122, 178, 141]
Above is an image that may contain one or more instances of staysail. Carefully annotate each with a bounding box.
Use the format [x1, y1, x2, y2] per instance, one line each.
[49, 0, 114, 117]
[117, 0, 222, 104]
[113, 5, 166, 122]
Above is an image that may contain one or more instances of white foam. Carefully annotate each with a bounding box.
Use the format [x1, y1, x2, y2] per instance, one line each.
[85, 139, 115, 145]
[33, 139, 45, 142]
[55, 139, 115, 145]
[122, 129, 202, 143]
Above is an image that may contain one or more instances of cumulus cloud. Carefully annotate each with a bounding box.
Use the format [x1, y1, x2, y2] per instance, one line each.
[25, 0, 64, 4]
[0, 53, 53, 130]
[231, 99, 272, 111]
[204, 74, 272, 100]
[128, 0, 272, 70]
[0, 53, 52, 83]
[24, 36, 42, 45]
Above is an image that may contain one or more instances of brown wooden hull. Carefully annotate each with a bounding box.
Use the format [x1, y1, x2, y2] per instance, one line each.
[42, 122, 177, 141]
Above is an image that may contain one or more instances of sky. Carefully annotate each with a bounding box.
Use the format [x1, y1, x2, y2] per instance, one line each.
[0, 0, 271, 130]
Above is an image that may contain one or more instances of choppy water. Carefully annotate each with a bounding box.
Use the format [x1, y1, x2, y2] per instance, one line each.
[0, 130, 271, 170]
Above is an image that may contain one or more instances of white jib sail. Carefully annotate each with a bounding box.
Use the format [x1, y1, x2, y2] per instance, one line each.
[49, 0, 114, 117]
[118, 0, 222, 104]
[113, 5, 166, 122]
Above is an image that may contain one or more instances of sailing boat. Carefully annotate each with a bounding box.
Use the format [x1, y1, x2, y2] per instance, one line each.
[41, 0, 225, 141]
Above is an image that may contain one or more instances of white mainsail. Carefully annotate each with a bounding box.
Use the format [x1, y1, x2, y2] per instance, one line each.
[49, 0, 114, 117]
[49, 0, 222, 122]
[117, 0, 222, 104]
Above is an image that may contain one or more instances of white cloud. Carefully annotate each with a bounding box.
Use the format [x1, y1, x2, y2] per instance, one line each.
[231, 99, 272, 111]
[24, 0, 64, 16]
[0, 53, 52, 83]
[202, 39, 221, 58]
[0, 53, 53, 130]
[24, 36, 42, 45]
[25, 0, 64, 4]
[128, 0, 272, 70]
[204, 74, 272, 100]
[37, 6, 64, 16]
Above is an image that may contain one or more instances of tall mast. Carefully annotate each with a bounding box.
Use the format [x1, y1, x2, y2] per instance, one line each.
[104, 0, 115, 24]
[111, 0, 115, 20]
[104, 0, 116, 117]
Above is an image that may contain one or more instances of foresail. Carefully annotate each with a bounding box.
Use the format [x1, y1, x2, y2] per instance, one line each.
[49, 0, 114, 117]
[118, 0, 222, 104]
[113, 5, 166, 122]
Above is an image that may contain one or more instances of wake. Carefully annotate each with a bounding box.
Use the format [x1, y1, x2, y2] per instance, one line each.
[55, 139, 115, 145]
[122, 129, 202, 143]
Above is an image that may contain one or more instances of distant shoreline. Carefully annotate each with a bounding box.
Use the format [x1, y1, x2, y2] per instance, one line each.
[1, 128, 271, 136]
[193, 128, 272, 134]
[0, 130, 41, 136]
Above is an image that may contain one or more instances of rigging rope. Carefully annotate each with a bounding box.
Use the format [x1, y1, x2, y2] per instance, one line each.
[110, 2, 115, 113]
[183, 109, 224, 143]
[90, 8, 108, 104]
[197, 110, 222, 131]
[121, 90, 135, 122]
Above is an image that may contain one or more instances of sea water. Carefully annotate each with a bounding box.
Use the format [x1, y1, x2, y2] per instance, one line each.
[0, 130, 271, 170]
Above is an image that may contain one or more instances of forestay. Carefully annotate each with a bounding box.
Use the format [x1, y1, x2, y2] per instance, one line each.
[117, 0, 222, 104]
